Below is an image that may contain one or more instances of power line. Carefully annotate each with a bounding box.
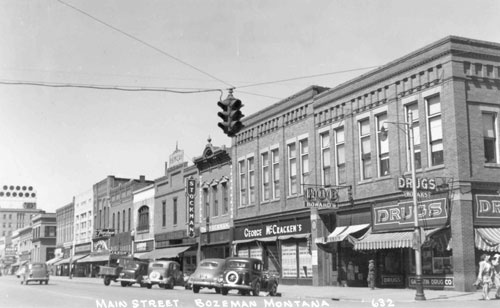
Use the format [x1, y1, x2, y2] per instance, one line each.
[55, 0, 235, 89]
[0, 79, 224, 96]
[235, 65, 380, 89]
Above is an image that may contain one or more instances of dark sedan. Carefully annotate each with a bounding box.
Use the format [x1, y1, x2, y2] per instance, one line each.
[189, 258, 226, 294]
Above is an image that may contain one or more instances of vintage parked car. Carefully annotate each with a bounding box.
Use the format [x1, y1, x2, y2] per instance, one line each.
[189, 258, 226, 294]
[19, 262, 50, 285]
[218, 257, 279, 296]
[142, 260, 185, 289]
[99, 255, 145, 286]
[116, 258, 149, 287]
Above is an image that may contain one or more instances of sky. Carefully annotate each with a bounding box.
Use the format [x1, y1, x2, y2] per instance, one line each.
[1, 0, 500, 213]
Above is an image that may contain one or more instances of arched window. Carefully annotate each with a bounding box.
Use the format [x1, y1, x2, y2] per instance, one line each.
[138, 206, 149, 231]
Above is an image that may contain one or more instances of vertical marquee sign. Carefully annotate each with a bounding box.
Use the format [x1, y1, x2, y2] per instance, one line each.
[187, 178, 196, 238]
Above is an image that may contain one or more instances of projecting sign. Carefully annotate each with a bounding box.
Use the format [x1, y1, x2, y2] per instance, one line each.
[186, 178, 196, 238]
[303, 186, 351, 208]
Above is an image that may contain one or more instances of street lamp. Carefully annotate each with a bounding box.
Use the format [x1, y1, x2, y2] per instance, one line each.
[380, 110, 425, 301]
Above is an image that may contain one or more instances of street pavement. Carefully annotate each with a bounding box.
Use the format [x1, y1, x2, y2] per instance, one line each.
[49, 275, 498, 303]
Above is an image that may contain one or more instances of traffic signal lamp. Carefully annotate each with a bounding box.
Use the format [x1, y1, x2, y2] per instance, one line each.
[217, 91, 244, 137]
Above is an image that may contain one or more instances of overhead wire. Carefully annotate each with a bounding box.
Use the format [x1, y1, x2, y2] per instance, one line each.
[55, 0, 235, 89]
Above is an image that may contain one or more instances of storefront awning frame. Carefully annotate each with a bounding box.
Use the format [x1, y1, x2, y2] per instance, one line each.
[354, 227, 444, 250]
[327, 224, 370, 243]
[475, 227, 500, 252]
[137, 245, 192, 260]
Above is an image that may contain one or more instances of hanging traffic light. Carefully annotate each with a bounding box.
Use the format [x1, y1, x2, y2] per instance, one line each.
[227, 98, 244, 137]
[217, 90, 244, 137]
[217, 100, 231, 135]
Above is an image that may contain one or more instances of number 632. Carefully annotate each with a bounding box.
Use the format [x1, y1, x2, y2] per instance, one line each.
[371, 298, 394, 307]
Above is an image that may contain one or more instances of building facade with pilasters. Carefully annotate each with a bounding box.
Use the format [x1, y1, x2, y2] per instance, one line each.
[231, 36, 500, 291]
[311, 36, 500, 292]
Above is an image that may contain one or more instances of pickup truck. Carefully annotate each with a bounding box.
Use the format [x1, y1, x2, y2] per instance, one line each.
[116, 258, 148, 287]
[99, 263, 123, 286]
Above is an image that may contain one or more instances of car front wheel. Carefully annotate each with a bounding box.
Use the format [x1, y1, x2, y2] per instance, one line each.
[268, 282, 278, 296]
[221, 288, 228, 295]
[193, 285, 200, 293]
[252, 281, 260, 296]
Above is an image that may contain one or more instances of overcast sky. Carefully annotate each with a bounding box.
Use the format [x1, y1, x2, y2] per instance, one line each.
[1, 0, 500, 213]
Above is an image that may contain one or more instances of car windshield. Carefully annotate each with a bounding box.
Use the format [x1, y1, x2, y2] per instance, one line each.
[32, 264, 44, 269]
[200, 261, 220, 268]
[227, 261, 250, 268]
[151, 263, 165, 268]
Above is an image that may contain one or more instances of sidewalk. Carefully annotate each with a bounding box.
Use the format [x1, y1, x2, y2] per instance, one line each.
[49, 275, 492, 302]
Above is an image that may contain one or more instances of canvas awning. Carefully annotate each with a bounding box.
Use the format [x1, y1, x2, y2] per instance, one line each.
[54, 254, 88, 265]
[327, 224, 370, 242]
[278, 233, 310, 240]
[354, 228, 443, 250]
[11, 260, 28, 267]
[45, 257, 62, 265]
[77, 253, 110, 263]
[138, 246, 191, 260]
[232, 236, 277, 245]
[475, 227, 500, 252]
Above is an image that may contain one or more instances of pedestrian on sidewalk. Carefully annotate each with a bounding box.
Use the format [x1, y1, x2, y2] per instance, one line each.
[476, 254, 494, 300]
[492, 254, 500, 299]
[367, 259, 376, 290]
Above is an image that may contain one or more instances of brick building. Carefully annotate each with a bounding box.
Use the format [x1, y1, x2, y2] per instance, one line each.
[193, 138, 233, 262]
[231, 36, 500, 291]
[141, 147, 199, 272]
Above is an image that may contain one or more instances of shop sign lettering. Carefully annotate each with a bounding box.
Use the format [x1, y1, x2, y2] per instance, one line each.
[186, 178, 196, 238]
[75, 243, 91, 254]
[397, 177, 437, 191]
[409, 276, 454, 287]
[235, 218, 310, 240]
[474, 194, 500, 227]
[95, 229, 115, 237]
[200, 222, 230, 233]
[372, 198, 448, 232]
[303, 186, 351, 208]
[381, 275, 404, 285]
[266, 224, 302, 235]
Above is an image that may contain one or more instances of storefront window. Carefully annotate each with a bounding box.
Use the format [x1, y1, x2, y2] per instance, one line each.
[250, 246, 262, 260]
[298, 242, 312, 278]
[281, 243, 297, 278]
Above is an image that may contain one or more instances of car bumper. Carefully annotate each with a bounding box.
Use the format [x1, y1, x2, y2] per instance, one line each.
[143, 279, 167, 284]
[192, 280, 220, 288]
[116, 278, 138, 283]
[219, 283, 252, 290]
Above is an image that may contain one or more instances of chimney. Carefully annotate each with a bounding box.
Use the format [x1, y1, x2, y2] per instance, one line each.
[139, 175, 145, 182]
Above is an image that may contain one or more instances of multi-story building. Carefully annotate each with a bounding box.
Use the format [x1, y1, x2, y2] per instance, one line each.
[0, 184, 43, 238]
[232, 86, 328, 286]
[141, 147, 199, 273]
[11, 225, 33, 270]
[231, 36, 500, 292]
[108, 175, 153, 255]
[132, 183, 155, 258]
[71, 190, 94, 276]
[53, 201, 78, 276]
[31, 213, 56, 263]
[193, 138, 233, 263]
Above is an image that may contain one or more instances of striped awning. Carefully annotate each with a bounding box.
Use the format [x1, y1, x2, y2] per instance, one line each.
[45, 257, 62, 265]
[354, 228, 442, 250]
[475, 228, 500, 252]
[327, 224, 370, 242]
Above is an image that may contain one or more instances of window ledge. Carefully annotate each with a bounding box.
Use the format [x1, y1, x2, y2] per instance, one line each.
[484, 163, 500, 168]
[357, 179, 374, 185]
[402, 165, 445, 175]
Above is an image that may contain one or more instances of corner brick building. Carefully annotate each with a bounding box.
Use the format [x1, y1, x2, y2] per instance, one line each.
[231, 36, 500, 291]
